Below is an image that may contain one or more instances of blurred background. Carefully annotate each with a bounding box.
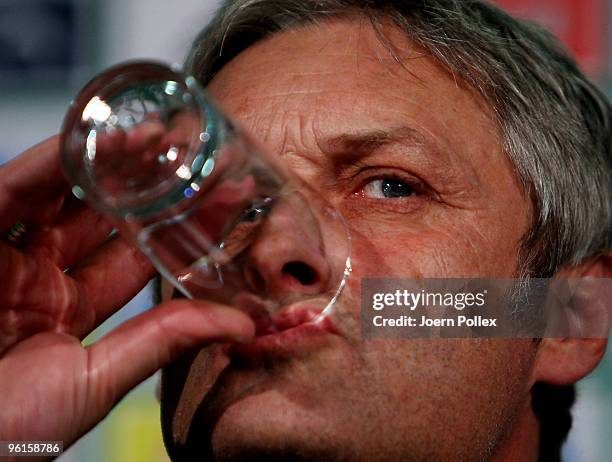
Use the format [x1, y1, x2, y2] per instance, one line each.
[0, 0, 610, 460]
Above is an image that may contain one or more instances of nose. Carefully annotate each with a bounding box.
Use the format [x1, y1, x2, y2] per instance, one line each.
[240, 192, 334, 303]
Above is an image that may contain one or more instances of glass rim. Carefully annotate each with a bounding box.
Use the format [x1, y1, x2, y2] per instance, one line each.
[60, 60, 221, 220]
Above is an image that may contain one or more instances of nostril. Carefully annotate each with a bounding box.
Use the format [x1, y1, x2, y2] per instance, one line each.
[282, 261, 317, 286]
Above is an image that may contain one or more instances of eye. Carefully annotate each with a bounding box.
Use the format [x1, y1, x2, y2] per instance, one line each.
[363, 178, 414, 199]
[218, 197, 275, 260]
[238, 196, 273, 222]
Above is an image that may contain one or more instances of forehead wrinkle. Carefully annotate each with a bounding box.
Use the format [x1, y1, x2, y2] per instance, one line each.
[216, 53, 403, 81]
[231, 88, 427, 117]
[237, 109, 328, 170]
[210, 24, 494, 194]
[212, 23, 430, 95]
[235, 109, 478, 194]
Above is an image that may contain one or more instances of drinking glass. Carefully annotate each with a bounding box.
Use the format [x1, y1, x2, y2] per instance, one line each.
[60, 61, 351, 328]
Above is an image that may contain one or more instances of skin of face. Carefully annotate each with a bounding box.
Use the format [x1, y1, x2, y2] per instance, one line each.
[161, 17, 544, 462]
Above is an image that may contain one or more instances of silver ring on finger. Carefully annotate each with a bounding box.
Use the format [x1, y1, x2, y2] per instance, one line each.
[4, 221, 29, 250]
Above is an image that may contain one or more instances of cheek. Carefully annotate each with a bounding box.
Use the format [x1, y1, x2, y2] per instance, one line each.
[361, 339, 536, 403]
[348, 224, 517, 280]
[329, 339, 537, 456]
[343, 180, 528, 280]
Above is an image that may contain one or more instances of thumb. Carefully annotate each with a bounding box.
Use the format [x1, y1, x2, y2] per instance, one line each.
[83, 300, 254, 428]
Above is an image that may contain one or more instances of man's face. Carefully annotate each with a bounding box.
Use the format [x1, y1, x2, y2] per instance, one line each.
[163, 18, 539, 461]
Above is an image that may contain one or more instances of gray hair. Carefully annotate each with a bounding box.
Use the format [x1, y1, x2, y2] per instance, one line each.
[186, 0, 612, 278]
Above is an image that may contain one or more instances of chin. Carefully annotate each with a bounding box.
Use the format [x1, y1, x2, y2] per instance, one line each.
[209, 389, 343, 462]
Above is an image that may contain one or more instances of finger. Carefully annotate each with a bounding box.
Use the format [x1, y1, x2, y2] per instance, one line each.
[0, 244, 78, 352]
[124, 122, 166, 153]
[94, 123, 164, 156]
[69, 236, 156, 337]
[0, 235, 153, 347]
[92, 126, 127, 156]
[0, 243, 73, 314]
[91, 123, 172, 195]
[86, 300, 255, 421]
[28, 199, 114, 270]
[165, 111, 200, 147]
[0, 136, 70, 230]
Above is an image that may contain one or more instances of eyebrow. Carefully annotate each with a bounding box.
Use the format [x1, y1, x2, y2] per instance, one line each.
[323, 126, 430, 156]
[319, 126, 448, 161]
[315, 125, 479, 196]
[319, 125, 455, 172]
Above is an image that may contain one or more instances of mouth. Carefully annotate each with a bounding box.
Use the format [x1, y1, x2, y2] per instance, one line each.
[227, 296, 342, 363]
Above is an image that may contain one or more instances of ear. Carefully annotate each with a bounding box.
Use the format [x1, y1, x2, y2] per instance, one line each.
[533, 254, 611, 385]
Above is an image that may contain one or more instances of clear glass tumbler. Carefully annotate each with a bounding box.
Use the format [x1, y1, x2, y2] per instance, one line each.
[60, 61, 351, 329]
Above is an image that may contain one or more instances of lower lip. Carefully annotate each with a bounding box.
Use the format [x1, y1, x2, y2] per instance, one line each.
[229, 318, 338, 362]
